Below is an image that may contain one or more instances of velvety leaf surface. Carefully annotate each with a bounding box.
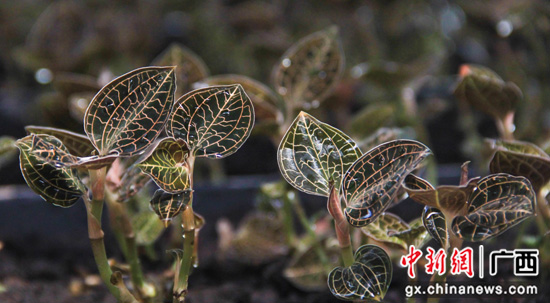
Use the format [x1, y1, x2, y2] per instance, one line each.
[278, 112, 362, 197]
[403, 174, 479, 216]
[489, 141, 550, 192]
[150, 189, 192, 224]
[422, 206, 448, 249]
[15, 135, 85, 207]
[137, 138, 191, 193]
[152, 43, 209, 96]
[342, 140, 430, 227]
[328, 245, 392, 302]
[85, 66, 176, 156]
[452, 174, 535, 242]
[454, 64, 522, 120]
[168, 85, 254, 159]
[25, 125, 95, 157]
[272, 26, 344, 108]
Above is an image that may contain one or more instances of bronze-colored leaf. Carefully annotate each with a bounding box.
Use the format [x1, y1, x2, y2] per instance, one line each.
[168, 85, 255, 159]
[278, 112, 362, 197]
[85, 66, 176, 156]
[150, 189, 192, 225]
[137, 138, 191, 193]
[403, 174, 479, 217]
[452, 174, 536, 242]
[328, 245, 392, 302]
[422, 206, 448, 249]
[454, 64, 522, 121]
[272, 26, 345, 108]
[152, 43, 209, 96]
[341, 140, 431, 227]
[25, 125, 95, 157]
[489, 140, 550, 192]
[15, 135, 86, 207]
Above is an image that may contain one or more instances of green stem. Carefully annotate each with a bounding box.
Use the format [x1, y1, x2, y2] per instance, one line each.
[281, 191, 296, 246]
[105, 194, 148, 297]
[289, 190, 331, 271]
[88, 167, 138, 303]
[173, 202, 196, 302]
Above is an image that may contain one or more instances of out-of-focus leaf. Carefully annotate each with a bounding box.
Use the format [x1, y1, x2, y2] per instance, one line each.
[25, 125, 95, 156]
[422, 206, 448, 249]
[278, 112, 362, 197]
[15, 135, 85, 207]
[403, 174, 479, 217]
[361, 213, 409, 250]
[168, 85, 254, 159]
[284, 242, 339, 291]
[68, 92, 94, 122]
[220, 212, 288, 266]
[452, 174, 535, 242]
[489, 140, 550, 192]
[341, 140, 431, 227]
[357, 127, 410, 152]
[152, 43, 210, 96]
[52, 72, 100, 96]
[454, 64, 522, 121]
[0, 136, 17, 168]
[348, 104, 395, 137]
[137, 138, 191, 193]
[85, 66, 176, 156]
[198, 74, 283, 124]
[132, 211, 165, 245]
[328, 245, 392, 302]
[150, 189, 192, 225]
[272, 26, 344, 108]
[116, 164, 151, 202]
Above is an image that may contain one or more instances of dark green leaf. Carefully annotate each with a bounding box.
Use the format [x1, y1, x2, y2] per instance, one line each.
[152, 43, 209, 96]
[422, 206, 448, 249]
[116, 164, 151, 202]
[137, 138, 191, 193]
[150, 189, 192, 225]
[342, 140, 431, 227]
[349, 104, 395, 138]
[272, 26, 344, 108]
[278, 112, 362, 197]
[454, 64, 522, 120]
[85, 66, 176, 156]
[328, 245, 392, 302]
[489, 141, 550, 192]
[25, 125, 95, 156]
[403, 174, 478, 217]
[15, 135, 85, 207]
[452, 174, 535, 242]
[168, 85, 255, 159]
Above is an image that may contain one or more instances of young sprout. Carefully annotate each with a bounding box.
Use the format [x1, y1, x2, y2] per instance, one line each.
[278, 111, 431, 301]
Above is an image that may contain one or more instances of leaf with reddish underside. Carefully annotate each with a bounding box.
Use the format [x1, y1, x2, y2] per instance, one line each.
[341, 140, 431, 227]
[152, 43, 209, 96]
[25, 125, 95, 157]
[452, 174, 535, 242]
[328, 245, 392, 302]
[488, 140, 550, 192]
[85, 66, 176, 157]
[168, 84, 254, 159]
[137, 138, 191, 193]
[403, 174, 479, 217]
[278, 112, 362, 197]
[15, 135, 86, 207]
[454, 64, 522, 121]
[272, 26, 345, 109]
[150, 189, 192, 226]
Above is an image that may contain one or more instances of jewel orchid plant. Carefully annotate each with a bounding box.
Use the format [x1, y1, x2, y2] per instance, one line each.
[15, 66, 255, 303]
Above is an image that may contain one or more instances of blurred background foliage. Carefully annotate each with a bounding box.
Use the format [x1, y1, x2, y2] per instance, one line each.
[1, 0, 550, 184]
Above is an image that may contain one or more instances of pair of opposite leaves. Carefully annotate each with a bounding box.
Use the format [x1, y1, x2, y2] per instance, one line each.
[17, 67, 255, 222]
